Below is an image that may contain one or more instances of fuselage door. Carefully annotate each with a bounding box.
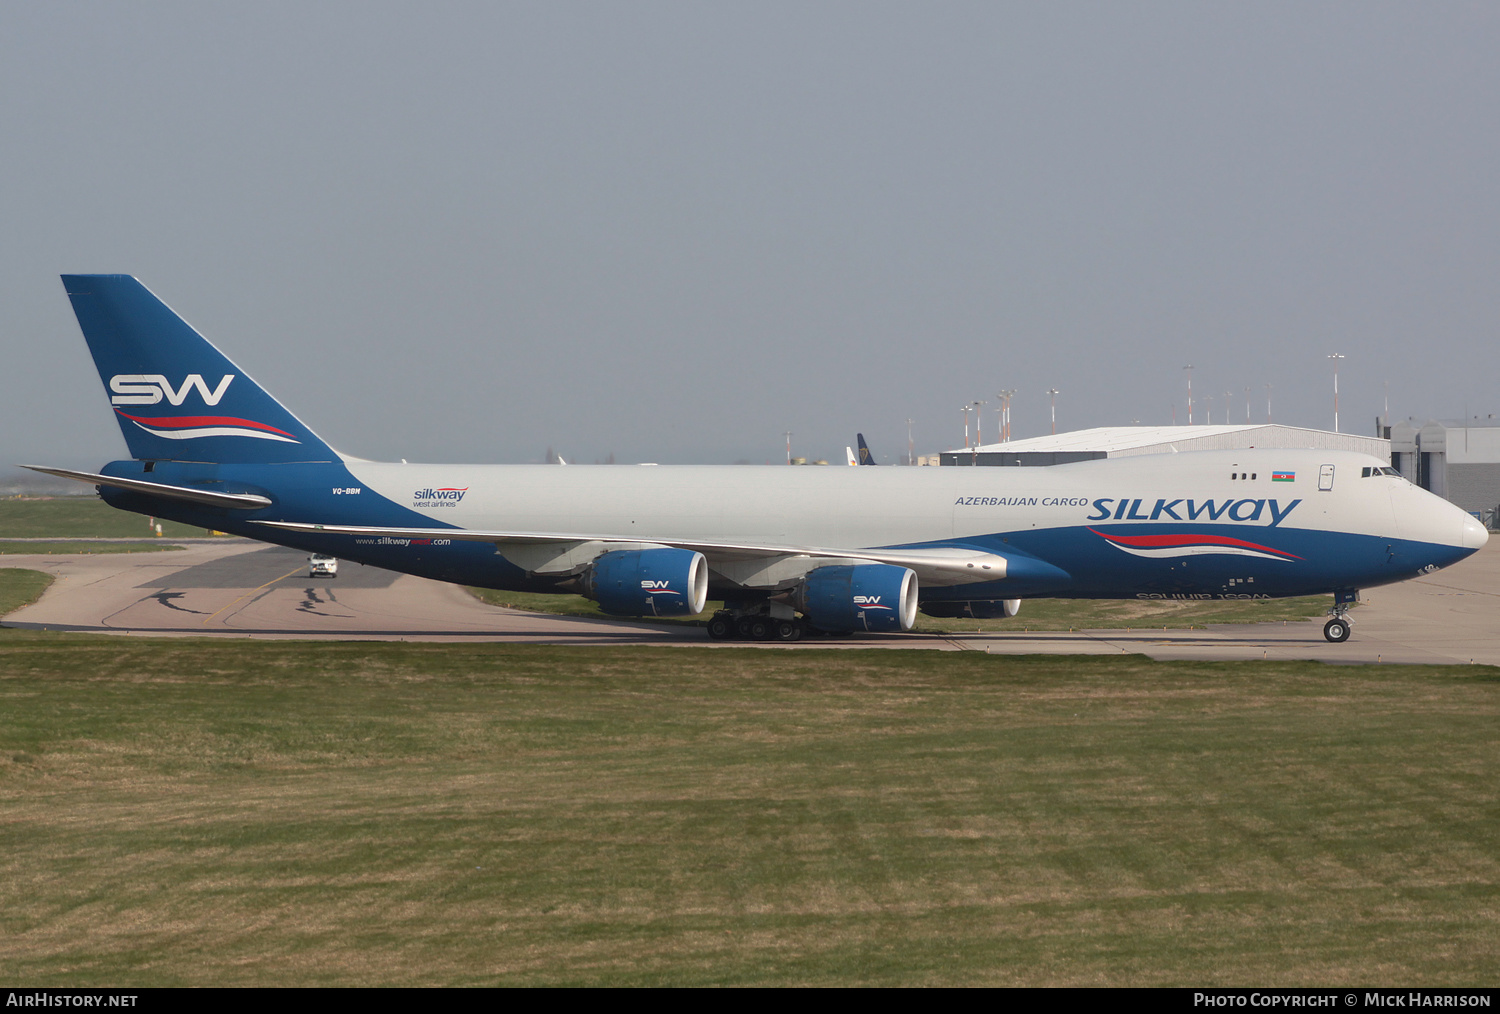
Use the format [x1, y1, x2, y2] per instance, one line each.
[1318, 464, 1335, 491]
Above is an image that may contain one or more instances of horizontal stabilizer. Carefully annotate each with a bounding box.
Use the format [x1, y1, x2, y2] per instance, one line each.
[21, 465, 273, 509]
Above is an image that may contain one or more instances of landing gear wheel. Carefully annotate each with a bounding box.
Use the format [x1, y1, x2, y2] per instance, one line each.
[749, 617, 772, 641]
[735, 617, 756, 639]
[1323, 618, 1351, 643]
[707, 614, 735, 640]
[774, 619, 802, 642]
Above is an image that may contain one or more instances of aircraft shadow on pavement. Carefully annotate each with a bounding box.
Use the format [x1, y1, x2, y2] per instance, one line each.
[135, 546, 403, 590]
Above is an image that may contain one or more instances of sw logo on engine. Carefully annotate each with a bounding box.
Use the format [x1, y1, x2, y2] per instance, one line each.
[110, 374, 235, 406]
[640, 579, 676, 591]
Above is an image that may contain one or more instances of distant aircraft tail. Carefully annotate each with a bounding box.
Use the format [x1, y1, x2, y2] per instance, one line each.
[61, 275, 338, 463]
[856, 433, 878, 465]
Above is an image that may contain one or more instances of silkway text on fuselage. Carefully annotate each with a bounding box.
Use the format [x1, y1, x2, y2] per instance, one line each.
[1088, 498, 1302, 526]
[952, 496, 1304, 528]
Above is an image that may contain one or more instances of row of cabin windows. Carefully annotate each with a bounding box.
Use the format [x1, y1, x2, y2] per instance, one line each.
[1229, 466, 1400, 481]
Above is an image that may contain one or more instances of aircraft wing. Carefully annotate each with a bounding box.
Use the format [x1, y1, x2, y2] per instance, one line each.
[251, 520, 1010, 587]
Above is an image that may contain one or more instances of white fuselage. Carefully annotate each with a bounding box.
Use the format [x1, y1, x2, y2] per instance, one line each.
[339, 448, 1475, 552]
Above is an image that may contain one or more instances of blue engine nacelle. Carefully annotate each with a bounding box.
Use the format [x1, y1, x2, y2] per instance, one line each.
[797, 563, 918, 633]
[584, 548, 708, 617]
[919, 598, 1021, 620]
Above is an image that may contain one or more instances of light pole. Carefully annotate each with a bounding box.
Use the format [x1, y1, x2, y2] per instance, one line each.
[1328, 354, 1346, 432]
[1245, 386, 1251, 424]
[1204, 395, 1213, 426]
[1183, 364, 1194, 424]
[1047, 388, 1059, 435]
[1266, 383, 1272, 424]
[999, 389, 1016, 442]
[973, 400, 986, 454]
[961, 404, 970, 450]
[785, 431, 792, 465]
[906, 418, 913, 466]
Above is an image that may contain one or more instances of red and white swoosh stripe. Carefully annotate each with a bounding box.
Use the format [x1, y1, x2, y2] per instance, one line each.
[115, 409, 301, 443]
[1090, 528, 1301, 562]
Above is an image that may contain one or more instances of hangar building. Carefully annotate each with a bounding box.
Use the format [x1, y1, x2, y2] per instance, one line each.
[1388, 418, 1500, 525]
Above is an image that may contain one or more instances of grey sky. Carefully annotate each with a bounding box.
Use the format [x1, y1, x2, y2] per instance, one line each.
[4, 2, 1496, 470]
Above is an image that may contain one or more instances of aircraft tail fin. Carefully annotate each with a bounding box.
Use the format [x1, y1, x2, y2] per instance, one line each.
[856, 433, 878, 465]
[61, 275, 338, 463]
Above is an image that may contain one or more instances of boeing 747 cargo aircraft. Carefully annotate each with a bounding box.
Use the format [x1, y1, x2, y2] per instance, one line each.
[26, 276, 1487, 642]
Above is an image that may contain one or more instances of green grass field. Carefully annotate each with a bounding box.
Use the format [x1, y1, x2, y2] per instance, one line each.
[0, 496, 213, 539]
[0, 541, 185, 555]
[0, 568, 53, 616]
[1, 634, 1495, 986]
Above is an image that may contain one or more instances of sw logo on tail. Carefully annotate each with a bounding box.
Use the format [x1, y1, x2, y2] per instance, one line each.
[110, 374, 235, 406]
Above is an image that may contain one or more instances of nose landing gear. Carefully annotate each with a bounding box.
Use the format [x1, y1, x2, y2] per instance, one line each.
[1323, 589, 1359, 643]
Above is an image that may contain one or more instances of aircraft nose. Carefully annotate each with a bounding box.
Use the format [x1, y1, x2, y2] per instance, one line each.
[1462, 514, 1489, 550]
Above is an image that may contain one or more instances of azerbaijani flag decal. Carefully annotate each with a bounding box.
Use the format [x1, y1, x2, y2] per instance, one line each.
[1272, 471, 1295, 482]
[1090, 528, 1302, 562]
[114, 409, 300, 443]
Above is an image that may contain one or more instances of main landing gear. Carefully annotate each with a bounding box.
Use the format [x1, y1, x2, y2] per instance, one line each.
[1323, 590, 1359, 643]
[707, 609, 805, 642]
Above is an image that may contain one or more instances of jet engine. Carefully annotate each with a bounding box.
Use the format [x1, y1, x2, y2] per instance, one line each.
[796, 563, 918, 632]
[584, 548, 708, 617]
[918, 598, 1021, 620]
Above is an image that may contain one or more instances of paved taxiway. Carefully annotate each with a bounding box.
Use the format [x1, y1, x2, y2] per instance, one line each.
[4, 539, 1496, 664]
